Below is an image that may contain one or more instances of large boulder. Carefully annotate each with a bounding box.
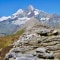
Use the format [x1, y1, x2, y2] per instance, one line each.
[35, 47, 54, 59]
[5, 53, 36, 60]
[52, 30, 58, 35]
[37, 31, 48, 36]
[37, 29, 58, 36]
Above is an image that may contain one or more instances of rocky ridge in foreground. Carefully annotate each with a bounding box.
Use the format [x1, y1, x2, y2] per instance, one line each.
[4, 18, 60, 60]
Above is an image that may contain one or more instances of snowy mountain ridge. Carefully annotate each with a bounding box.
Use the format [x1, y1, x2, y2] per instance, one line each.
[0, 5, 60, 36]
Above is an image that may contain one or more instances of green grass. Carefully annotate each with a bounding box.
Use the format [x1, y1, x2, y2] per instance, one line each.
[0, 29, 25, 48]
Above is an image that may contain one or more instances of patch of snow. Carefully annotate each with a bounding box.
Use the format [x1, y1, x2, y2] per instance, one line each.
[35, 9, 40, 12]
[28, 12, 31, 15]
[13, 9, 23, 16]
[40, 17, 50, 21]
[34, 11, 39, 15]
[11, 9, 24, 19]
[12, 17, 30, 25]
[18, 17, 30, 20]
[0, 16, 11, 21]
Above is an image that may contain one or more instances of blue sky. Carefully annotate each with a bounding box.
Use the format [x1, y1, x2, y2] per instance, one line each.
[0, 0, 60, 17]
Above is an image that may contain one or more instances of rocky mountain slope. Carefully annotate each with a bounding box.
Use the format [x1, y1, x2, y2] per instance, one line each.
[0, 5, 60, 60]
[0, 5, 60, 36]
[3, 18, 60, 60]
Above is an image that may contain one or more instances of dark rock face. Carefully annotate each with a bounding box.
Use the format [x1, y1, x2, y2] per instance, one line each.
[37, 29, 58, 36]
[37, 32, 48, 36]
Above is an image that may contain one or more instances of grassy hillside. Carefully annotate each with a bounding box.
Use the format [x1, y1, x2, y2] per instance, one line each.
[0, 29, 25, 60]
[0, 29, 25, 48]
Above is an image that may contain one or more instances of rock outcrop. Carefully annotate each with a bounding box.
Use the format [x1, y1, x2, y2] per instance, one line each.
[5, 18, 60, 60]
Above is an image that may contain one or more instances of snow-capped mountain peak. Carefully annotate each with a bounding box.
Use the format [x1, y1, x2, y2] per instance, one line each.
[26, 5, 40, 17]
[27, 5, 34, 11]
[11, 9, 24, 19]
[0, 5, 60, 36]
[13, 9, 23, 16]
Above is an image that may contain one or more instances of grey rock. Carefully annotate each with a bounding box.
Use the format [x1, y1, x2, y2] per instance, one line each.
[35, 47, 54, 59]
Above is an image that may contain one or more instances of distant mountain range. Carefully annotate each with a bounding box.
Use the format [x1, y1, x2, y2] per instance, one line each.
[0, 5, 60, 36]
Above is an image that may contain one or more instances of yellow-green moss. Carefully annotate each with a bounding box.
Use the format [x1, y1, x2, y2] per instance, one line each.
[0, 29, 25, 48]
